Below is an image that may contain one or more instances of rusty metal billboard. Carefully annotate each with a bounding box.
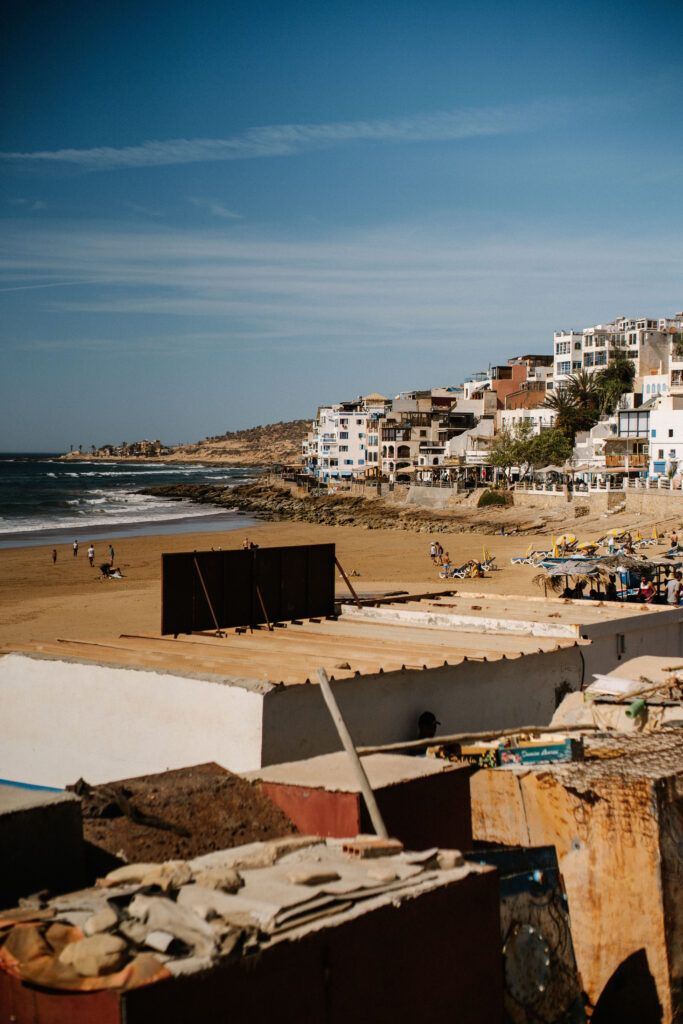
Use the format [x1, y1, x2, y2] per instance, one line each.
[161, 544, 336, 635]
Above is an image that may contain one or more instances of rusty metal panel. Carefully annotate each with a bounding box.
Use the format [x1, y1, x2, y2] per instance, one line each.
[161, 544, 335, 634]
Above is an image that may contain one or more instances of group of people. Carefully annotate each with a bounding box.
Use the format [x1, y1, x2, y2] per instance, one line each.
[429, 541, 446, 564]
[563, 569, 683, 605]
[52, 540, 116, 570]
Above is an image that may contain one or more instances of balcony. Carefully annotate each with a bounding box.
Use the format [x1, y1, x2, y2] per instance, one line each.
[382, 428, 412, 441]
[604, 455, 649, 469]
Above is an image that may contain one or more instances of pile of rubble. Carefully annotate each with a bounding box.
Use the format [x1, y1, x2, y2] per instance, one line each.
[0, 836, 475, 993]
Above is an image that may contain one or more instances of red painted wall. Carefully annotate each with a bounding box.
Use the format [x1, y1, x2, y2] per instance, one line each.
[261, 768, 472, 851]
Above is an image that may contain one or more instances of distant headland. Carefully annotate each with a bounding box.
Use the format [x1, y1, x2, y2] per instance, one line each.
[58, 420, 311, 468]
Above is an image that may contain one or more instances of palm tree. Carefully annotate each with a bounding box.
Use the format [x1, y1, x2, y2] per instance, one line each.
[565, 370, 600, 411]
[595, 354, 636, 414]
[543, 388, 598, 441]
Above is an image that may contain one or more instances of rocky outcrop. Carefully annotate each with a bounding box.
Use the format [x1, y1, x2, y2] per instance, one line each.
[141, 482, 521, 534]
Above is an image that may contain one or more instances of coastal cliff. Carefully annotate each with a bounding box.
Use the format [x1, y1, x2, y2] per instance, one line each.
[59, 419, 311, 467]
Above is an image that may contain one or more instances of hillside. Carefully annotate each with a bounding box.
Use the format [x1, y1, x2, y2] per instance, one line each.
[59, 419, 312, 466]
[170, 419, 311, 465]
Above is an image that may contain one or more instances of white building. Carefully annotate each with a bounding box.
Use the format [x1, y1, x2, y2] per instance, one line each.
[648, 394, 683, 480]
[498, 407, 556, 435]
[553, 314, 681, 390]
[303, 394, 389, 482]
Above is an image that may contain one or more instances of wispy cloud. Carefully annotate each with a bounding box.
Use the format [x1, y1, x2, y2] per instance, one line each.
[0, 101, 558, 171]
[6, 197, 47, 210]
[1, 220, 681, 357]
[189, 197, 241, 219]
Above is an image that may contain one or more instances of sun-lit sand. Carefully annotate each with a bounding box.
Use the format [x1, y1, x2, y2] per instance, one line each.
[1, 500, 682, 649]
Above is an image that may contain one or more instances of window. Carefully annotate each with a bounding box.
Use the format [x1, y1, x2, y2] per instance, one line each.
[340, 431, 348, 439]
[573, 361, 581, 370]
[669, 429, 674, 437]
[343, 459, 354, 465]
[358, 459, 365, 465]
[574, 341, 581, 350]
[658, 450, 664, 459]
[339, 445, 348, 452]
[652, 430, 656, 437]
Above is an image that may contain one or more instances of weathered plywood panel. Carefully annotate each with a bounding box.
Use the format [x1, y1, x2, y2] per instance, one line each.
[470, 765, 674, 1020]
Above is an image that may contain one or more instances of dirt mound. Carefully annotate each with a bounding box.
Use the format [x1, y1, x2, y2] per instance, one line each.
[68, 763, 297, 865]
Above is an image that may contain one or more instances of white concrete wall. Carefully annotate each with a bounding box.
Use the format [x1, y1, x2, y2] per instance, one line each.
[580, 614, 683, 677]
[260, 647, 584, 765]
[0, 654, 267, 788]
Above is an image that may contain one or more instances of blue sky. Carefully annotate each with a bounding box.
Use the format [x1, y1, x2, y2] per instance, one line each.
[2, 0, 682, 450]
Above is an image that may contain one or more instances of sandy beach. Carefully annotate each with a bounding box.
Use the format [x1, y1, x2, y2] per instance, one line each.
[2, 502, 681, 649]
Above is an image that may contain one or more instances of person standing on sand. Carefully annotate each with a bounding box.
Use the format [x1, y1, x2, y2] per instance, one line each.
[109, 544, 115, 566]
[87, 544, 95, 567]
[73, 540, 78, 557]
[436, 541, 443, 565]
[52, 549, 57, 565]
[429, 541, 436, 563]
[242, 537, 250, 549]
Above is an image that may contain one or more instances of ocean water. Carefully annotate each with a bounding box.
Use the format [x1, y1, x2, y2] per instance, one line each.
[0, 454, 259, 549]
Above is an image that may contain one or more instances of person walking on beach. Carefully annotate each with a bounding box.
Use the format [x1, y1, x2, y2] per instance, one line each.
[109, 544, 115, 566]
[87, 544, 95, 567]
[670, 530, 679, 553]
[52, 549, 57, 565]
[429, 541, 436, 563]
[436, 541, 443, 565]
[73, 540, 78, 557]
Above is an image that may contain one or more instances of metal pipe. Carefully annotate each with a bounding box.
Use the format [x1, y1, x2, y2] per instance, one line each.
[316, 668, 389, 839]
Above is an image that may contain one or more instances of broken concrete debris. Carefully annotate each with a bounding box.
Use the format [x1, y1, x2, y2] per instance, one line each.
[0, 836, 486, 999]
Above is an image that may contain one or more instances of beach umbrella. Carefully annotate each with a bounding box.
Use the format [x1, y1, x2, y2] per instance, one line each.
[552, 536, 559, 557]
[653, 526, 659, 541]
[635, 529, 642, 542]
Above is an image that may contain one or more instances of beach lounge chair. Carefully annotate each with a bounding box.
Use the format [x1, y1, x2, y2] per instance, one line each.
[439, 562, 469, 580]
[511, 543, 535, 565]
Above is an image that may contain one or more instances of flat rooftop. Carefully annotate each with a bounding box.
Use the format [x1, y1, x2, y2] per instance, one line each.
[245, 752, 459, 792]
[341, 590, 679, 639]
[4, 609, 581, 687]
[0, 782, 79, 815]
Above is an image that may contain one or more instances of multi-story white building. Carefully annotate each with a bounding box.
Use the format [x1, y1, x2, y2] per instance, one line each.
[648, 394, 683, 479]
[498, 407, 556, 435]
[302, 394, 388, 482]
[380, 390, 475, 479]
[553, 315, 680, 390]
